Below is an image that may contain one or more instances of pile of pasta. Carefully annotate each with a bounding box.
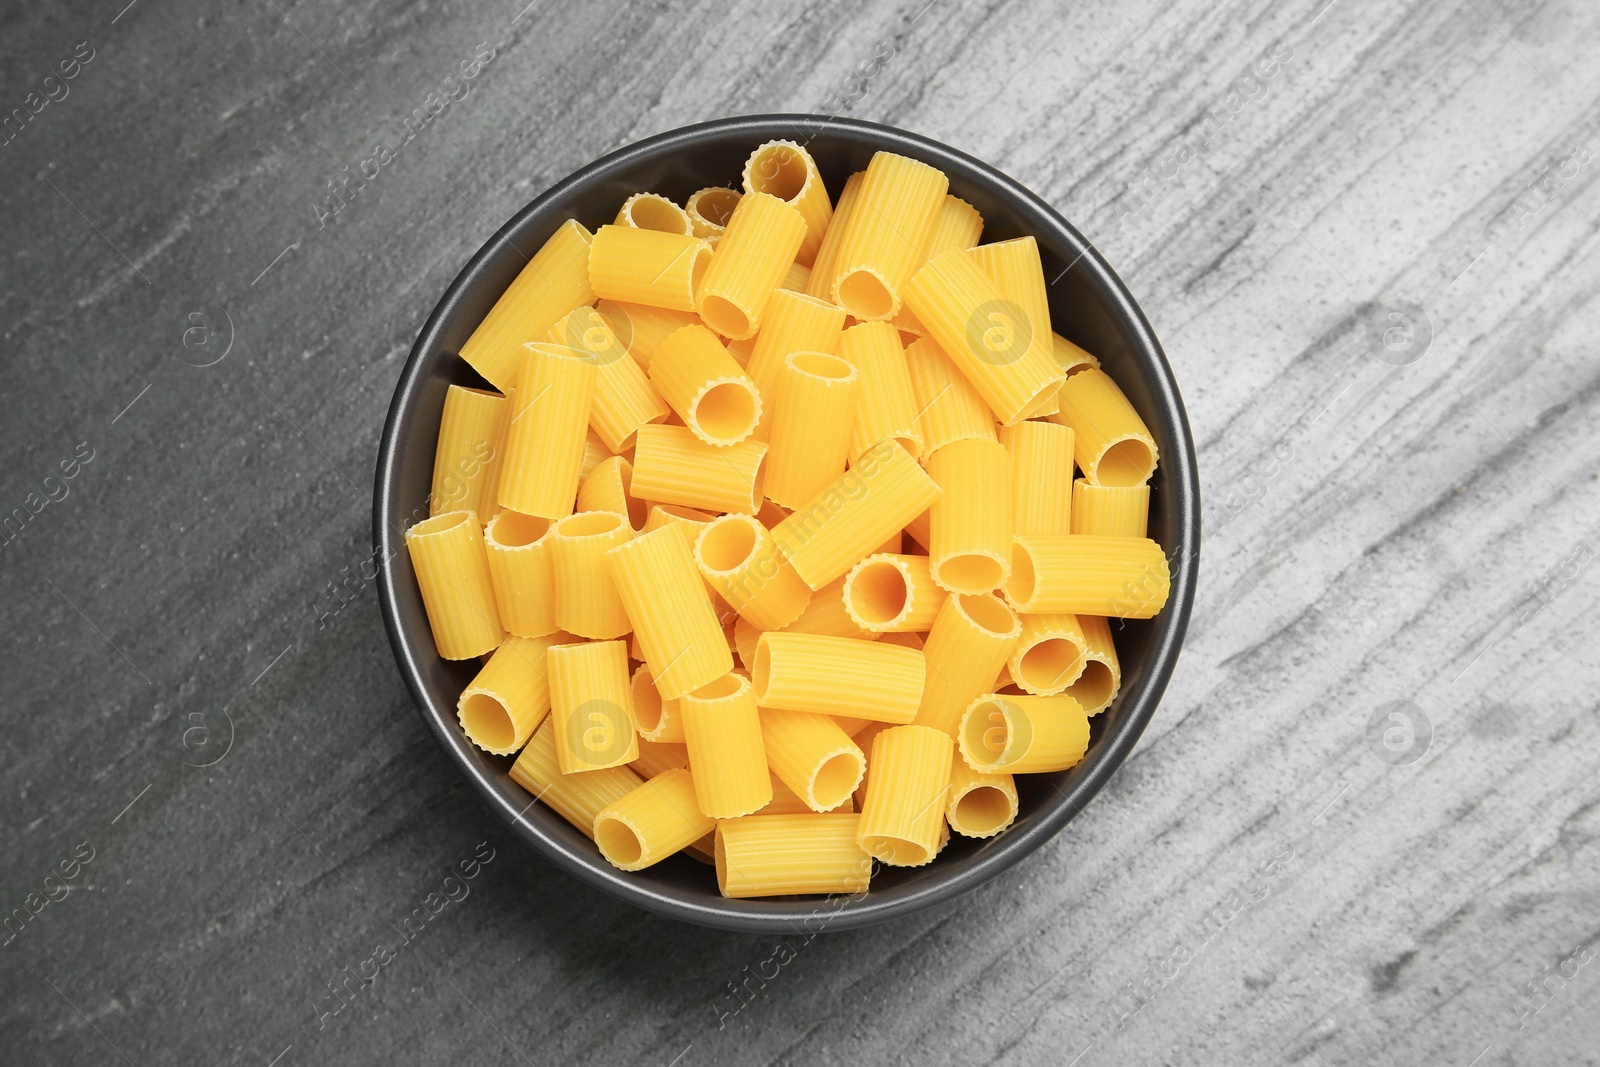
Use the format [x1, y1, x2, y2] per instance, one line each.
[406, 140, 1170, 899]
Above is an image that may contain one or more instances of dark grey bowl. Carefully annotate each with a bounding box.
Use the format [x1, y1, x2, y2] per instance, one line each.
[374, 115, 1199, 933]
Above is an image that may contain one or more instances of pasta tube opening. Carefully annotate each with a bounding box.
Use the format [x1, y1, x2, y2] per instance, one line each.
[949, 780, 1016, 837]
[631, 664, 684, 743]
[594, 817, 645, 867]
[813, 751, 865, 812]
[935, 553, 1005, 596]
[1068, 659, 1117, 714]
[686, 186, 740, 236]
[696, 380, 760, 443]
[697, 513, 758, 571]
[1016, 636, 1083, 693]
[843, 556, 910, 627]
[458, 692, 516, 752]
[616, 192, 693, 236]
[1098, 438, 1157, 487]
[487, 510, 550, 547]
[838, 269, 896, 321]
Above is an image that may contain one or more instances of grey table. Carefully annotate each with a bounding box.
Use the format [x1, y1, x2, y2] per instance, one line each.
[3, 1, 1596, 1064]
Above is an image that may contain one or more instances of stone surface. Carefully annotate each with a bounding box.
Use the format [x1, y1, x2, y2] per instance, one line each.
[2, 0, 1598, 1064]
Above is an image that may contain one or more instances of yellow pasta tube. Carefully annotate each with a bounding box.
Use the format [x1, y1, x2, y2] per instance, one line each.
[842, 321, 923, 460]
[904, 247, 1064, 425]
[771, 439, 943, 590]
[593, 767, 715, 871]
[764, 352, 860, 509]
[550, 511, 633, 640]
[856, 725, 953, 867]
[459, 219, 594, 391]
[912, 592, 1021, 737]
[588, 225, 713, 312]
[630, 424, 767, 515]
[430, 386, 506, 517]
[760, 707, 866, 812]
[631, 664, 685, 743]
[693, 513, 812, 630]
[945, 759, 1017, 838]
[547, 640, 639, 773]
[606, 523, 732, 699]
[753, 632, 924, 723]
[742, 140, 833, 267]
[967, 237, 1052, 361]
[806, 171, 863, 301]
[781, 576, 879, 641]
[841, 553, 946, 632]
[1001, 420, 1074, 536]
[630, 737, 691, 779]
[1072, 480, 1149, 538]
[648, 324, 763, 445]
[922, 194, 983, 257]
[781, 261, 811, 292]
[594, 300, 698, 373]
[546, 307, 669, 453]
[745, 288, 847, 436]
[576, 455, 647, 532]
[696, 191, 809, 340]
[904, 337, 996, 454]
[508, 720, 643, 839]
[686, 186, 741, 238]
[498, 343, 596, 519]
[928, 438, 1012, 594]
[1055, 368, 1158, 486]
[1052, 332, 1101, 376]
[1068, 614, 1121, 715]
[715, 813, 871, 898]
[1008, 613, 1087, 696]
[1007, 534, 1170, 618]
[829, 152, 948, 321]
[613, 192, 693, 235]
[406, 511, 503, 659]
[482, 510, 558, 639]
[458, 634, 566, 754]
[959, 693, 1089, 774]
[680, 672, 771, 818]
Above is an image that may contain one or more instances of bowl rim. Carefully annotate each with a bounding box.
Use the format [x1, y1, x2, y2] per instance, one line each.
[374, 114, 1200, 933]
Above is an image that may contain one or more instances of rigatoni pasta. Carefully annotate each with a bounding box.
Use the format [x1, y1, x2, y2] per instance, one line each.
[498, 343, 595, 519]
[1055, 368, 1158, 486]
[413, 138, 1179, 901]
[482, 510, 558, 639]
[927, 438, 1012, 595]
[828, 151, 948, 321]
[648, 324, 763, 445]
[547, 639, 639, 773]
[407, 511, 503, 659]
[680, 672, 771, 818]
[589, 225, 713, 312]
[842, 321, 923, 460]
[742, 140, 832, 267]
[753, 631, 925, 723]
[1007, 534, 1170, 618]
[695, 190, 808, 339]
[459, 219, 594, 391]
[763, 351, 859, 509]
[1072, 479, 1150, 538]
[430, 386, 506, 518]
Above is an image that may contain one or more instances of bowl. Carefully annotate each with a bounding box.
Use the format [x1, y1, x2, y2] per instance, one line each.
[374, 115, 1200, 932]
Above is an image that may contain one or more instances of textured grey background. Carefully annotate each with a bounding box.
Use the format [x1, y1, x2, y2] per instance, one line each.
[3, 0, 1598, 1064]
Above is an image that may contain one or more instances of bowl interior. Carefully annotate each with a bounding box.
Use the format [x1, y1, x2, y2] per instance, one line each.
[375, 116, 1198, 932]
